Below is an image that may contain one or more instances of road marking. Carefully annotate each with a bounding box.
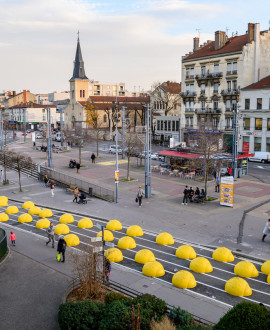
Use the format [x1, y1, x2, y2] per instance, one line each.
[99, 160, 128, 166]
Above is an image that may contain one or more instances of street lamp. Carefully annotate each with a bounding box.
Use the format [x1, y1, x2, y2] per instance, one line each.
[112, 101, 119, 203]
[232, 103, 239, 178]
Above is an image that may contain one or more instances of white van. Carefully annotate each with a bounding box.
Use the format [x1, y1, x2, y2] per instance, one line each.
[53, 132, 65, 142]
[109, 145, 122, 154]
[248, 152, 270, 163]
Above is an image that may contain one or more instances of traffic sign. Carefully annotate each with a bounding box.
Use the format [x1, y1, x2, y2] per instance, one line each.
[105, 242, 114, 248]
[93, 246, 103, 253]
[90, 237, 102, 243]
[96, 223, 103, 230]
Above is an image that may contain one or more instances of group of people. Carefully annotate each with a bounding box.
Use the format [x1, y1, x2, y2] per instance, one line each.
[182, 186, 205, 205]
[73, 186, 87, 204]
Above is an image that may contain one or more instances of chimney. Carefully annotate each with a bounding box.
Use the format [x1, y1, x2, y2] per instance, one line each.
[23, 90, 27, 103]
[193, 37, 199, 52]
[215, 31, 226, 50]
[12, 91, 16, 97]
[254, 23, 260, 82]
[248, 23, 255, 42]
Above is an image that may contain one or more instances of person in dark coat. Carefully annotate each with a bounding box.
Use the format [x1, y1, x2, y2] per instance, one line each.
[91, 153, 96, 164]
[76, 162, 80, 174]
[57, 235, 67, 262]
[182, 186, 189, 205]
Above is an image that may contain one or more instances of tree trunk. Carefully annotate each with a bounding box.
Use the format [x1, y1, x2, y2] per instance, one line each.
[79, 145, 82, 164]
[18, 165, 22, 192]
[127, 154, 130, 180]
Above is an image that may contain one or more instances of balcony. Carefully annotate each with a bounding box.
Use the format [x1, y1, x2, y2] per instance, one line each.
[181, 91, 197, 98]
[200, 90, 206, 95]
[185, 108, 195, 112]
[196, 72, 223, 81]
[185, 124, 194, 128]
[196, 108, 221, 114]
[221, 88, 240, 96]
[226, 70, 238, 76]
[185, 74, 195, 80]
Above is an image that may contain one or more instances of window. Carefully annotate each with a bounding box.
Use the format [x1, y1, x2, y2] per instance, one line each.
[244, 118, 250, 130]
[214, 83, 219, 93]
[201, 84, 205, 94]
[232, 99, 236, 111]
[154, 101, 156, 109]
[257, 98, 262, 109]
[232, 80, 237, 90]
[226, 99, 231, 111]
[254, 137, 261, 151]
[214, 64, 219, 73]
[190, 101, 194, 110]
[267, 138, 270, 152]
[186, 84, 190, 93]
[190, 117, 193, 127]
[161, 121, 163, 130]
[176, 121, 179, 131]
[164, 121, 167, 131]
[168, 121, 171, 131]
[227, 62, 232, 74]
[255, 118, 262, 130]
[245, 99, 250, 110]
[233, 62, 237, 74]
[268, 119, 270, 131]
[225, 117, 231, 129]
[80, 90, 82, 98]
[186, 101, 189, 110]
[190, 84, 194, 93]
[227, 81, 231, 91]
[213, 117, 218, 128]
[186, 68, 190, 78]
[103, 114, 107, 123]
[213, 101, 218, 110]
[190, 68, 194, 78]
[201, 66, 206, 76]
[172, 121, 175, 131]
[157, 120, 160, 130]
[186, 117, 189, 127]
[201, 101, 205, 110]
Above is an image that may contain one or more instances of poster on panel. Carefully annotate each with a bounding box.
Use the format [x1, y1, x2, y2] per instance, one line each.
[220, 176, 234, 207]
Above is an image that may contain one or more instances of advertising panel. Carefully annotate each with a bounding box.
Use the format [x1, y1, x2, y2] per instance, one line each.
[115, 171, 119, 183]
[220, 176, 234, 207]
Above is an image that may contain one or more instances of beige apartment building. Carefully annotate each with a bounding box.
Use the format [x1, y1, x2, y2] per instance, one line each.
[8, 90, 36, 107]
[181, 23, 270, 148]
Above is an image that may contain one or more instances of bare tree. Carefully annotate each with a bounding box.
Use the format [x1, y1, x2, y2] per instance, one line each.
[10, 152, 33, 192]
[124, 132, 144, 180]
[64, 129, 91, 165]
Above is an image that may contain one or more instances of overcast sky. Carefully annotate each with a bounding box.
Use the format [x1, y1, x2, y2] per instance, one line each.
[1, 0, 270, 94]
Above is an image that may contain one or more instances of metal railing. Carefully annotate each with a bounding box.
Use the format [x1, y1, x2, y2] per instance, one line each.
[0, 228, 7, 262]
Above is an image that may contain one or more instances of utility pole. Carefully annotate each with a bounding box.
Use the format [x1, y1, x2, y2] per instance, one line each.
[47, 108, 52, 167]
[113, 86, 119, 203]
[232, 103, 238, 178]
[12, 110, 15, 140]
[0, 110, 3, 151]
[145, 104, 152, 198]
[179, 116, 182, 144]
[121, 106, 126, 159]
[23, 108, 26, 143]
[60, 108, 64, 146]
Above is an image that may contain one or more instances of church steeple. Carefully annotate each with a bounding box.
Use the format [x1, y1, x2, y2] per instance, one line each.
[70, 32, 88, 81]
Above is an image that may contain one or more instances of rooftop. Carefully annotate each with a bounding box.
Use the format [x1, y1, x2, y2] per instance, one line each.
[9, 103, 56, 109]
[242, 75, 270, 90]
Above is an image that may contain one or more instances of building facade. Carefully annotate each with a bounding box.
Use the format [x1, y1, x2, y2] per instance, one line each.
[181, 23, 270, 147]
[239, 75, 270, 153]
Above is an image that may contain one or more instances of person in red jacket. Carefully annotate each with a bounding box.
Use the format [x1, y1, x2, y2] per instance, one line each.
[9, 231, 16, 246]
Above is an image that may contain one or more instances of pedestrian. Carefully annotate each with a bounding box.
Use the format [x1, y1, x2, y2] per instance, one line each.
[9, 231, 16, 246]
[76, 162, 80, 174]
[91, 153, 96, 164]
[73, 186, 79, 203]
[189, 187, 194, 202]
[57, 235, 67, 262]
[50, 180, 55, 197]
[105, 257, 111, 282]
[46, 222, 55, 248]
[136, 185, 144, 208]
[0, 170, 3, 183]
[262, 219, 270, 242]
[228, 167, 232, 176]
[44, 174, 49, 187]
[215, 176, 220, 193]
[182, 185, 189, 205]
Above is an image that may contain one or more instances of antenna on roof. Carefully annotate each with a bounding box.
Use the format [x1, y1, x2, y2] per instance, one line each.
[226, 27, 230, 36]
[196, 28, 201, 39]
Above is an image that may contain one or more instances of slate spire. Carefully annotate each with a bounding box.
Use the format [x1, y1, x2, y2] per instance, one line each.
[70, 32, 88, 81]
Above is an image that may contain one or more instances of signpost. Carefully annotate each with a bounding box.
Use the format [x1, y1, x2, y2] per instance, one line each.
[220, 176, 234, 207]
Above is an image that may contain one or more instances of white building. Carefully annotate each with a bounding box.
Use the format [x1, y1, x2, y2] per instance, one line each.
[181, 23, 270, 148]
[239, 75, 270, 153]
[48, 91, 70, 102]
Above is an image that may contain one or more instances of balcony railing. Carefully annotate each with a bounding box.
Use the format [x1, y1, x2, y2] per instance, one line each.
[185, 124, 194, 128]
[196, 108, 221, 114]
[185, 108, 195, 112]
[226, 70, 238, 75]
[186, 74, 195, 79]
[196, 72, 223, 80]
[181, 91, 197, 97]
[200, 90, 206, 95]
[221, 88, 240, 96]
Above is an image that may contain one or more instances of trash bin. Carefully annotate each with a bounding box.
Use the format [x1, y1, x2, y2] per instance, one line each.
[89, 187, 93, 197]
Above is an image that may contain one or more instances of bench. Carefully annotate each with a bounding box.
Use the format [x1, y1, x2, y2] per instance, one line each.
[66, 185, 76, 193]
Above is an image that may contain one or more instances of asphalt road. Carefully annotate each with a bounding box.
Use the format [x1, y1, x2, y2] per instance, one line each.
[2, 200, 270, 310]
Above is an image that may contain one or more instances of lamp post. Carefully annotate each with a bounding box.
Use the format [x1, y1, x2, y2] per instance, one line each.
[12, 110, 15, 140]
[232, 103, 239, 178]
[47, 108, 52, 167]
[112, 100, 119, 203]
[145, 103, 152, 198]
[60, 108, 64, 147]
[23, 108, 26, 143]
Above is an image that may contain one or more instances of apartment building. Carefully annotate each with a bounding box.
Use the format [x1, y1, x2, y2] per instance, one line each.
[181, 23, 270, 147]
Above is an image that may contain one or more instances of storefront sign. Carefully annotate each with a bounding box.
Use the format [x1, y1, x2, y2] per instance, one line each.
[115, 171, 119, 182]
[220, 176, 234, 207]
[243, 142, 249, 153]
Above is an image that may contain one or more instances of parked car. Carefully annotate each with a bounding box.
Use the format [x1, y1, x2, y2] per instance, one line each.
[21, 132, 27, 136]
[35, 133, 43, 139]
[26, 129, 32, 133]
[248, 152, 270, 163]
[151, 153, 159, 160]
[109, 145, 122, 154]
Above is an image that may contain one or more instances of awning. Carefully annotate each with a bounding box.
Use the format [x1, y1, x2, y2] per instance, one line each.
[158, 150, 201, 159]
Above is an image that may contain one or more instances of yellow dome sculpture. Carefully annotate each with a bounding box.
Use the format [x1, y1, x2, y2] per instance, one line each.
[106, 220, 122, 231]
[97, 230, 114, 242]
[6, 206, 19, 214]
[104, 248, 123, 262]
[22, 201, 35, 209]
[39, 209, 53, 218]
[190, 257, 213, 273]
[117, 236, 136, 249]
[78, 218, 93, 229]
[126, 225, 144, 237]
[261, 260, 270, 275]
[36, 218, 51, 229]
[55, 224, 70, 235]
[28, 206, 41, 215]
[172, 270, 197, 289]
[0, 196, 8, 203]
[0, 198, 8, 207]
[135, 249, 155, 264]
[175, 245, 196, 259]
[225, 277, 252, 296]
[64, 234, 80, 246]
[18, 213, 33, 223]
[59, 213, 74, 224]
[0, 213, 9, 222]
[234, 261, 259, 278]
[212, 247, 234, 262]
[267, 274, 270, 285]
[142, 261, 165, 277]
[156, 232, 174, 245]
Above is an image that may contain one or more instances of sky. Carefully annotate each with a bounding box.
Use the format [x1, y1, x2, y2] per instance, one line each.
[1, 0, 270, 94]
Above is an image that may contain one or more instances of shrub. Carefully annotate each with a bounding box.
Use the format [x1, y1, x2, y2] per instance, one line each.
[98, 299, 132, 330]
[58, 300, 104, 330]
[168, 306, 194, 327]
[150, 315, 176, 330]
[132, 294, 168, 329]
[214, 301, 270, 330]
[105, 291, 128, 305]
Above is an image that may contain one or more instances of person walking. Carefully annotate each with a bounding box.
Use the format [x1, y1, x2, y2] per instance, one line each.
[9, 231, 16, 246]
[73, 186, 79, 203]
[46, 222, 55, 248]
[104, 257, 111, 282]
[50, 180, 55, 197]
[44, 174, 49, 187]
[215, 176, 220, 193]
[76, 162, 80, 174]
[182, 186, 189, 205]
[91, 153, 96, 164]
[262, 219, 270, 242]
[137, 186, 144, 208]
[57, 235, 67, 262]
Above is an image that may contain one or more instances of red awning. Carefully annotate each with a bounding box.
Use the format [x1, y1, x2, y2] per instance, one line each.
[237, 153, 254, 159]
[158, 150, 201, 159]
